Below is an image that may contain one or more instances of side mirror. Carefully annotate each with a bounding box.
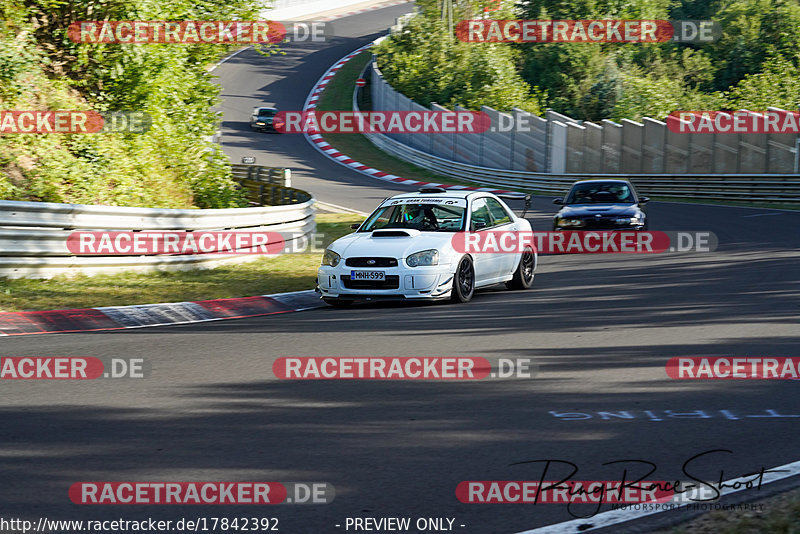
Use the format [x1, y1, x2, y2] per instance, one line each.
[552, 198, 564, 205]
[522, 194, 532, 218]
[350, 223, 361, 230]
[639, 197, 650, 204]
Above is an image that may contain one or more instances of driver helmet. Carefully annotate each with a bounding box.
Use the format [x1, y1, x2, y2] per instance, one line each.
[404, 204, 425, 223]
[610, 184, 630, 200]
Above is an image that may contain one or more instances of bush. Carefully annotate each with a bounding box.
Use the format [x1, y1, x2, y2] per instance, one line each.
[0, 0, 269, 208]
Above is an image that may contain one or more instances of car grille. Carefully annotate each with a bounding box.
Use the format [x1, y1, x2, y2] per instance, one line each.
[345, 257, 398, 267]
[341, 275, 400, 290]
[581, 217, 631, 229]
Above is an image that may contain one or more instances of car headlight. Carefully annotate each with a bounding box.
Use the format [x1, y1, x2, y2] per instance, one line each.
[406, 249, 439, 267]
[557, 218, 585, 228]
[322, 249, 341, 267]
[256, 121, 266, 125]
[615, 217, 642, 224]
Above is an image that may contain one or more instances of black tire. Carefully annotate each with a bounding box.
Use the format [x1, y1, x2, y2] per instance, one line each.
[506, 248, 536, 290]
[451, 256, 475, 303]
[323, 298, 353, 308]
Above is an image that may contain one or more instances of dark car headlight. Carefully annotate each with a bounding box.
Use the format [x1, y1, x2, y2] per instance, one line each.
[556, 218, 585, 228]
[615, 216, 643, 225]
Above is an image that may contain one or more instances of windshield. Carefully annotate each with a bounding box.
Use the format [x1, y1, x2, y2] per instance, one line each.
[257, 109, 277, 117]
[565, 182, 635, 204]
[360, 202, 466, 232]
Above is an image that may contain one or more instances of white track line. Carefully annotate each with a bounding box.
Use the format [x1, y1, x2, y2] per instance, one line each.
[741, 212, 784, 217]
[209, 45, 253, 72]
[314, 200, 369, 215]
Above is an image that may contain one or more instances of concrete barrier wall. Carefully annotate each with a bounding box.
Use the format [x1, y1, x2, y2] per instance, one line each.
[370, 61, 800, 174]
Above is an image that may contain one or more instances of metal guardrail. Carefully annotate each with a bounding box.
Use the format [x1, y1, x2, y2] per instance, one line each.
[364, 132, 800, 203]
[230, 165, 313, 207]
[0, 184, 316, 279]
[231, 164, 291, 187]
[240, 182, 312, 207]
[355, 58, 800, 204]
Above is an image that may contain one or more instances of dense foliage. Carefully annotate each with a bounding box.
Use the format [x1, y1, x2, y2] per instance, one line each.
[376, 0, 800, 121]
[1, 0, 275, 208]
[375, 1, 545, 114]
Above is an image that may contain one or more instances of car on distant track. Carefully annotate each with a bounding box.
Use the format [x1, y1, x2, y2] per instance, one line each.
[249, 106, 282, 132]
[552, 179, 649, 230]
[316, 188, 536, 307]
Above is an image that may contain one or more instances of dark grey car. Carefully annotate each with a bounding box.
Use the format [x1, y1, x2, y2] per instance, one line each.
[553, 179, 649, 230]
[249, 106, 280, 132]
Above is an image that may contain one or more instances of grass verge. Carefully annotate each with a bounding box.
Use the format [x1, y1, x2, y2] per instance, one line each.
[0, 213, 361, 313]
[315, 51, 486, 190]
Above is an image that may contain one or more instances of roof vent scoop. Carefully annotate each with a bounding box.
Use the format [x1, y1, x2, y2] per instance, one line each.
[419, 187, 447, 194]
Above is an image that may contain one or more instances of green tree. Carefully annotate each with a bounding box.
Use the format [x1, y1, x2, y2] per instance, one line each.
[724, 55, 800, 109]
[1, 0, 273, 208]
[376, 15, 544, 114]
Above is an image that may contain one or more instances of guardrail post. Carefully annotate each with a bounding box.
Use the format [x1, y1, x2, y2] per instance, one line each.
[795, 138, 800, 174]
[258, 184, 265, 206]
[479, 126, 485, 167]
[545, 110, 552, 172]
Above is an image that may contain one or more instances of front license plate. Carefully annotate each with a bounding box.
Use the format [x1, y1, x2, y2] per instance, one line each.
[350, 270, 385, 281]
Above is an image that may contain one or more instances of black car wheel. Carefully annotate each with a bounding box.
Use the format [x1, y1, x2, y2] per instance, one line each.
[451, 256, 475, 303]
[506, 248, 535, 290]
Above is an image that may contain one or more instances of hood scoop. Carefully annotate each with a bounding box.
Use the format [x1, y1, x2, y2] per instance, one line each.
[371, 230, 414, 237]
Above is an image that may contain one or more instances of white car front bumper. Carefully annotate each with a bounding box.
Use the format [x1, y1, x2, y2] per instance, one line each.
[317, 263, 455, 300]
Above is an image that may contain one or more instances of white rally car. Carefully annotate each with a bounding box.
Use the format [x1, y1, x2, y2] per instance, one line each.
[317, 188, 536, 307]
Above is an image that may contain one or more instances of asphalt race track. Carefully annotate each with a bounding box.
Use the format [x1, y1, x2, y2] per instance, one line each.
[2, 4, 800, 534]
[213, 3, 418, 213]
